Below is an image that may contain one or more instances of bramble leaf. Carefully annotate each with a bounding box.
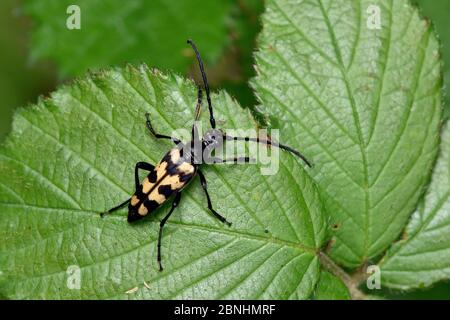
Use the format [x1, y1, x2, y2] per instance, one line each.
[0, 65, 325, 299]
[252, 0, 442, 267]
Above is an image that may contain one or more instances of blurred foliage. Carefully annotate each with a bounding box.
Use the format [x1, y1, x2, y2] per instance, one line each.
[23, 0, 234, 77]
[216, 0, 264, 109]
[0, 0, 264, 142]
[0, 0, 56, 141]
[376, 281, 450, 300]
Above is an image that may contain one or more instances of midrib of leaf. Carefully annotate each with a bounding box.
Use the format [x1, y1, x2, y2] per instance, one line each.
[0, 182, 23, 203]
[317, 0, 371, 260]
[1, 201, 317, 299]
[265, 0, 369, 254]
[258, 84, 366, 262]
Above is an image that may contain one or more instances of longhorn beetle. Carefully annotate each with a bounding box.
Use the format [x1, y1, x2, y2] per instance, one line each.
[104, 39, 312, 271]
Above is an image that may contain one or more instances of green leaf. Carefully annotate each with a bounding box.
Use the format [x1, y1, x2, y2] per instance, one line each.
[0, 65, 325, 299]
[312, 271, 350, 300]
[23, 0, 233, 76]
[380, 121, 450, 290]
[252, 0, 442, 267]
[412, 0, 450, 118]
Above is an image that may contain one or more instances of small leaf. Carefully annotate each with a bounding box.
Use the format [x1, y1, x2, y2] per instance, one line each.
[252, 0, 442, 267]
[23, 0, 233, 76]
[0, 65, 325, 299]
[380, 121, 450, 290]
[313, 271, 350, 300]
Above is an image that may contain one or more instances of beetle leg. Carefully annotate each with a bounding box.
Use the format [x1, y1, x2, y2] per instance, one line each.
[135, 161, 155, 190]
[103, 161, 155, 217]
[145, 113, 181, 145]
[197, 170, 231, 226]
[158, 192, 182, 271]
[102, 198, 130, 217]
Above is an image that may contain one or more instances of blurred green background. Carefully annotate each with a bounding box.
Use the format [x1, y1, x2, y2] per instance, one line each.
[0, 0, 264, 140]
[0, 0, 448, 299]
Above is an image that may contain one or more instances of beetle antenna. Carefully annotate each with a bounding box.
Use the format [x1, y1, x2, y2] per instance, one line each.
[224, 134, 312, 167]
[194, 86, 203, 121]
[187, 39, 216, 129]
[192, 87, 202, 141]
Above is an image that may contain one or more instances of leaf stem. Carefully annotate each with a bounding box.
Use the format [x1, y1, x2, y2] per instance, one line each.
[318, 251, 368, 300]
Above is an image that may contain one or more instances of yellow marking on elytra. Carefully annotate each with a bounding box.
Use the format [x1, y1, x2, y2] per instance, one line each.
[166, 174, 185, 190]
[155, 161, 168, 180]
[178, 162, 195, 174]
[130, 195, 139, 206]
[140, 161, 168, 196]
[142, 152, 195, 207]
[141, 177, 151, 193]
[147, 173, 191, 205]
[138, 204, 148, 216]
[150, 192, 166, 204]
[170, 148, 181, 163]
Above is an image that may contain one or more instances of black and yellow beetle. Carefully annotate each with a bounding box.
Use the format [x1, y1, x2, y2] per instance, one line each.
[104, 40, 311, 271]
